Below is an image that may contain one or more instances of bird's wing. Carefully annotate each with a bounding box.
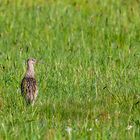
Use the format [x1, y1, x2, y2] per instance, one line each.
[21, 77, 38, 103]
[21, 77, 27, 96]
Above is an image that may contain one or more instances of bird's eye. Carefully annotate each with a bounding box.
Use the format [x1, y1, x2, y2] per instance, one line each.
[32, 59, 36, 62]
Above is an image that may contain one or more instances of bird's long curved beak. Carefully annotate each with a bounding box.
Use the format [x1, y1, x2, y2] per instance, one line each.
[37, 60, 45, 64]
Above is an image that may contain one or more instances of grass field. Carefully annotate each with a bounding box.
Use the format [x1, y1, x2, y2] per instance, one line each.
[0, 0, 140, 139]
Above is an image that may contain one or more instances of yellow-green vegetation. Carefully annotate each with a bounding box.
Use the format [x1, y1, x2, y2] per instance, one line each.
[0, 0, 140, 139]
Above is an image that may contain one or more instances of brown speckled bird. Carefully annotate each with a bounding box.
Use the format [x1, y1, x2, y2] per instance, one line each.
[21, 58, 38, 105]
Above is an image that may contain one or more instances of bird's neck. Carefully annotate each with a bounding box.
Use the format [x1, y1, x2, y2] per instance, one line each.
[26, 64, 35, 78]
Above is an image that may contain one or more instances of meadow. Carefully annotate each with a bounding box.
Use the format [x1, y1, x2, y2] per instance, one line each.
[0, 0, 140, 139]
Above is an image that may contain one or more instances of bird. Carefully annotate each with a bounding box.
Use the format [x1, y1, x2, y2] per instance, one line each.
[21, 58, 38, 105]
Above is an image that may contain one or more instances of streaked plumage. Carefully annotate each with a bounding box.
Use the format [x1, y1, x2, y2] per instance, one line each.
[21, 58, 38, 105]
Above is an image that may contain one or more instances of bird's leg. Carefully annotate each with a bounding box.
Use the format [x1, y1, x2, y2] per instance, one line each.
[31, 101, 35, 106]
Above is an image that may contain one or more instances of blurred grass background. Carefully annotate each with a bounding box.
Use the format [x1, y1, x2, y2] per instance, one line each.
[0, 0, 140, 139]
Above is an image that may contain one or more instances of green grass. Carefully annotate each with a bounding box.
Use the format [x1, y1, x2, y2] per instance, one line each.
[0, 0, 140, 139]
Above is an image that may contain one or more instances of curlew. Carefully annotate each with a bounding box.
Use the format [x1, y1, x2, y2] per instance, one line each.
[21, 58, 38, 105]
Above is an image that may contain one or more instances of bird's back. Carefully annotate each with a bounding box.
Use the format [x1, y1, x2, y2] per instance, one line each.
[21, 76, 38, 104]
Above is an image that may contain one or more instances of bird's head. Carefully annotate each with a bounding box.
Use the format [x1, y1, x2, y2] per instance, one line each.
[27, 58, 36, 66]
